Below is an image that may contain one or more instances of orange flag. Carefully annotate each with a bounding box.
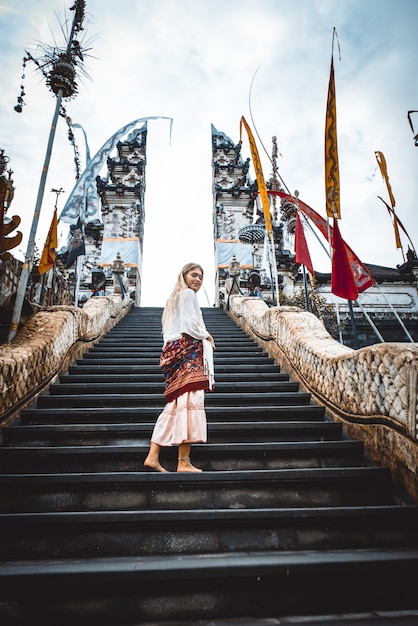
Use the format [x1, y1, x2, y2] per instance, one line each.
[295, 212, 314, 274]
[331, 217, 358, 300]
[38, 208, 58, 275]
[375, 151, 396, 208]
[325, 56, 341, 219]
[239, 116, 273, 236]
[375, 151, 402, 249]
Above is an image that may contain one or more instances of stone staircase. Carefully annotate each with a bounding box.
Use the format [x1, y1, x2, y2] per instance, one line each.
[0, 306, 418, 625]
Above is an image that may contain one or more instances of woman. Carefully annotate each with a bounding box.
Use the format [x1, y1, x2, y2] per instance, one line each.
[144, 263, 216, 473]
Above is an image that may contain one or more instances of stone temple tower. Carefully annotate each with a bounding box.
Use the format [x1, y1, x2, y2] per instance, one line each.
[212, 125, 256, 307]
[211, 124, 296, 307]
[96, 124, 147, 306]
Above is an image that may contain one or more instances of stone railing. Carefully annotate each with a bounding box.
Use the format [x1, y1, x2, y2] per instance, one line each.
[228, 296, 418, 502]
[0, 295, 132, 426]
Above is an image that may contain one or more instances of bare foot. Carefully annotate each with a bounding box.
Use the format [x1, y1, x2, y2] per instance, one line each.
[177, 458, 202, 473]
[144, 457, 169, 473]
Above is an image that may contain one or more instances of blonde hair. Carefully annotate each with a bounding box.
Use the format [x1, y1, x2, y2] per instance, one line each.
[162, 263, 204, 327]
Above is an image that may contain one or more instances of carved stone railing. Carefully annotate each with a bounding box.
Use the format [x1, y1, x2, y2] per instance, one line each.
[0, 295, 132, 426]
[228, 295, 418, 502]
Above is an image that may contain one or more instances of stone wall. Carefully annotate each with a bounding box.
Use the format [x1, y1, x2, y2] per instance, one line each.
[228, 295, 418, 502]
[0, 295, 132, 426]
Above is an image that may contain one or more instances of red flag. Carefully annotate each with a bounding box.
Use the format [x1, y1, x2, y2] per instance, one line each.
[269, 190, 375, 294]
[39, 208, 58, 275]
[331, 217, 358, 300]
[295, 212, 314, 274]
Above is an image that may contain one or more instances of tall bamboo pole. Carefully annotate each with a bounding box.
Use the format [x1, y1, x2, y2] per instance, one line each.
[8, 92, 63, 341]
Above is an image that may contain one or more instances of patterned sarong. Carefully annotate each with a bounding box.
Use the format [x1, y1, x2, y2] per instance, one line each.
[160, 334, 209, 403]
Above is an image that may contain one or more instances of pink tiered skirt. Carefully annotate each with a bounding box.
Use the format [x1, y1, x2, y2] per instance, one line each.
[150, 389, 207, 446]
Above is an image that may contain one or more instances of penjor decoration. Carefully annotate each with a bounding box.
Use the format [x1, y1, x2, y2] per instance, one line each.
[8, 0, 91, 341]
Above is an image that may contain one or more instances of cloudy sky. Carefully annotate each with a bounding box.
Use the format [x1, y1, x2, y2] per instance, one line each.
[1, 0, 417, 307]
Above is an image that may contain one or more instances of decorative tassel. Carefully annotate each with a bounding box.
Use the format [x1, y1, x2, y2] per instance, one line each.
[62, 110, 82, 179]
[14, 55, 29, 113]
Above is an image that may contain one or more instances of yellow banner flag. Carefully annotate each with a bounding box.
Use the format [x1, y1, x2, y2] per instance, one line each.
[325, 57, 341, 219]
[39, 208, 58, 275]
[392, 213, 402, 249]
[375, 151, 401, 249]
[375, 151, 396, 208]
[239, 116, 273, 236]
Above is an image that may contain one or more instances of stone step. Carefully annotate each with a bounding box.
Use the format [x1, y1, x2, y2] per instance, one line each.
[0, 504, 417, 561]
[18, 404, 326, 425]
[77, 354, 276, 364]
[123, 612, 418, 626]
[86, 339, 266, 358]
[35, 391, 312, 408]
[47, 380, 300, 396]
[0, 467, 394, 513]
[0, 549, 416, 624]
[60, 371, 288, 384]
[98, 335, 251, 343]
[3, 421, 340, 446]
[114, 334, 256, 342]
[67, 362, 283, 375]
[100, 327, 246, 335]
[0, 440, 365, 472]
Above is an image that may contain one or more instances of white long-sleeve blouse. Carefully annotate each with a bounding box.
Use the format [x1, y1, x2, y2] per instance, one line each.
[162, 288, 209, 345]
[162, 288, 214, 390]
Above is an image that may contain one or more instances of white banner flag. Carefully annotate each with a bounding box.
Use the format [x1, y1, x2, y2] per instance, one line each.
[59, 116, 173, 225]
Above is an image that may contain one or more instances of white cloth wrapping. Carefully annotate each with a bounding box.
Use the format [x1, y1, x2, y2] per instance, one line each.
[202, 338, 214, 391]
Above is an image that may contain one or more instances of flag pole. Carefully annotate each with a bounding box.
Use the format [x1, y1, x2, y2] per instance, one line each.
[293, 193, 313, 311]
[374, 285, 414, 343]
[354, 300, 384, 342]
[324, 36, 353, 343]
[302, 265, 310, 312]
[67, 120, 90, 307]
[331, 216, 361, 344]
[346, 300, 357, 348]
[73, 255, 81, 305]
[8, 90, 63, 341]
[347, 299, 359, 348]
[268, 229, 279, 305]
[38, 273, 47, 307]
[335, 302, 343, 344]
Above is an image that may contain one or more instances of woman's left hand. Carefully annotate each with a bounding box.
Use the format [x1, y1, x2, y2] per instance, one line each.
[207, 335, 216, 351]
